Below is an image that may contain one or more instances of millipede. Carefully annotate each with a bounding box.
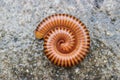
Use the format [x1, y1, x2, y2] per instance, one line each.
[34, 14, 90, 67]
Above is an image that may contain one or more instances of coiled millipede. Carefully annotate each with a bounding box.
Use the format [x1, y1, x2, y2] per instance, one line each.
[34, 14, 90, 67]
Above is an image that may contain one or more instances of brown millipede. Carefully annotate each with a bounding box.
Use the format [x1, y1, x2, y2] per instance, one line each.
[34, 14, 90, 67]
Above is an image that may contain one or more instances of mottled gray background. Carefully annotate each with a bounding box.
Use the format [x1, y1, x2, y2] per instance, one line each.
[0, 0, 120, 80]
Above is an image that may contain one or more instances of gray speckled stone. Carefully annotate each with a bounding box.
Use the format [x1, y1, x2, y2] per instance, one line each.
[0, 0, 120, 80]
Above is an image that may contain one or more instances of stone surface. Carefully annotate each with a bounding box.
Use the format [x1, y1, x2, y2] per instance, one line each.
[0, 0, 120, 80]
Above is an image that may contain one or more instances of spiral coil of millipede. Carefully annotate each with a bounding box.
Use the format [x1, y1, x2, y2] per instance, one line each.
[35, 14, 90, 67]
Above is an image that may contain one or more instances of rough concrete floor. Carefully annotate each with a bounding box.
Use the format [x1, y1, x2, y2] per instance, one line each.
[0, 0, 120, 80]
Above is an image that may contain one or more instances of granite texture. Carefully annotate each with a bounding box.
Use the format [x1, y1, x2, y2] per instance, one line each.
[0, 0, 120, 80]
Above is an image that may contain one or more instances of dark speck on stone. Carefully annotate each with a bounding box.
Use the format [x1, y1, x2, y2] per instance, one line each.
[14, 37, 18, 42]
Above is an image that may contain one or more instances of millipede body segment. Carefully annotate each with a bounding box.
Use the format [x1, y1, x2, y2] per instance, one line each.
[34, 14, 90, 67]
